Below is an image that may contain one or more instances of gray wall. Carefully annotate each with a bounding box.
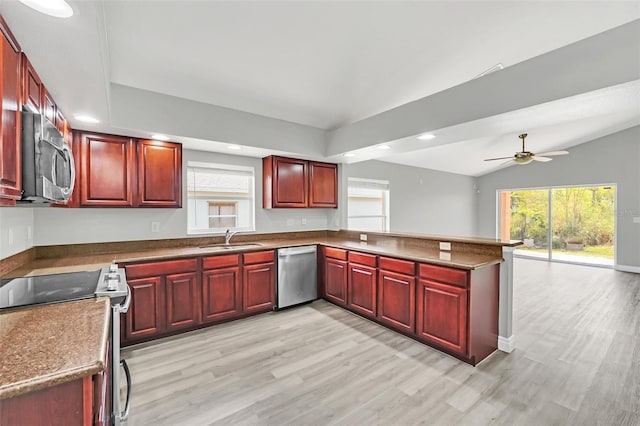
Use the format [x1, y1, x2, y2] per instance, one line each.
[341, 160, 477, 237]
[0, 207, 34, 259]
[476, 126, 640, 269]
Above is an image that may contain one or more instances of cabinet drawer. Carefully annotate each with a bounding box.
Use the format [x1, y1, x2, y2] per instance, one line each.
[418, 264, 468, 288]
[348, 251, 377, 267]
[202, 254, 240, 270]
[125, 258, 198, 279]
[243, 250, 275, 265]
[379, 257, 415, 275]
[324, 247, 347, 260]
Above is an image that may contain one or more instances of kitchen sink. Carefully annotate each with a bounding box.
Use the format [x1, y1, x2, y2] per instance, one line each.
[199, 243, 264, 250]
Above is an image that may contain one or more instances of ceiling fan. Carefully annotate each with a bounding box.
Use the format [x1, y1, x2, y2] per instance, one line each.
[484, 133, 569, 165]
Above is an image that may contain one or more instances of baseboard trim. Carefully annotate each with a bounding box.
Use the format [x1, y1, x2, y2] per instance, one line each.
[498, 335, 515, 353]
[615, 265, 640, 274]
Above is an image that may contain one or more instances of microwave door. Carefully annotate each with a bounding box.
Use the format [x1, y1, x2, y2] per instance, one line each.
[37, 138, 75, 202]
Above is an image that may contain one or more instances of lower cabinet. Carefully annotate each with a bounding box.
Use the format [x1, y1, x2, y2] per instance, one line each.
[416, 278, 468, 355]
[126, 276, 165, 340]
[323, 257, 348, 306]
[347, 263, 377, 318]
[165, 272, 199, 331]
[202, 254, 242, 323]
[377, 269, 416, 334]
[243, 251, 275, 313]
[0, 376, 99, 426]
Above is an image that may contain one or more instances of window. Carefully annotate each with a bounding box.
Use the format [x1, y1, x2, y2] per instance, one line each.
[187, 162, 255, 234]
[347, 177, 390, 232]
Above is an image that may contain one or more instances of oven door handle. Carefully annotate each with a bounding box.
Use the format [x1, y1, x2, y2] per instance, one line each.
[120, 359, 132, 421]
[116, 285, 132, 314]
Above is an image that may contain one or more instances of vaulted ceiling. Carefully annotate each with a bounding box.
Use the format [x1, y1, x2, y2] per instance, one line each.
[1, 1, 638, 176]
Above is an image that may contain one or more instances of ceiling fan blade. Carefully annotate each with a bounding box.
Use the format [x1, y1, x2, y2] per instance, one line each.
[532, 156, 552, 162]
[536, 150, 569, 157]
[484, 156, 514, 161]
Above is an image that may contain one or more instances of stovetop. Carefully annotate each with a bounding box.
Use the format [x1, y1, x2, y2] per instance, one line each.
[0, 269, 101, 311]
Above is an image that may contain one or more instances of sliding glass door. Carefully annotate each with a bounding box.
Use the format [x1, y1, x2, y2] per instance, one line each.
[500, 185, 615, 267]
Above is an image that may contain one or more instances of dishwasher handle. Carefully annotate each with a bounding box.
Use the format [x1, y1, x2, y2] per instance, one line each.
[278, 246, 317, 257]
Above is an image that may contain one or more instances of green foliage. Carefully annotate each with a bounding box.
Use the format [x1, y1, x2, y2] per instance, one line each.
[507, 187, 614, 248]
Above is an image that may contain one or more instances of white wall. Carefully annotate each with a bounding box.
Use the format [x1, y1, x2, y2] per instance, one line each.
[476, 126, 640, 269]
[0, 207, 34, 258]
[340, 160, 477, 237]
[30, 149, 332, 246]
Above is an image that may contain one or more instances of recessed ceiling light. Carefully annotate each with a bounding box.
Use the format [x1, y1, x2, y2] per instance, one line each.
[151, 134, 169, 141]
[73, 115, 100, 124]
[377, 145, 391, 150]
[228, 145, 242, 150]
[343, 153, 356, 158]
[18, 0, 73, 18]
[417, 133, 436, 141]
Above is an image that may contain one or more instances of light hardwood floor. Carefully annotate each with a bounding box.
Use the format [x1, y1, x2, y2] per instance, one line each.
[122, 259, 640, 425]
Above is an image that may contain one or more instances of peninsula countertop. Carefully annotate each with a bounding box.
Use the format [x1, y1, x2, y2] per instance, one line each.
[0, 297, 110, 400]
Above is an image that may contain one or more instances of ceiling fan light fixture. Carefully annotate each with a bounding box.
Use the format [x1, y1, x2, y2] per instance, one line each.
[18, 0, 73, 18]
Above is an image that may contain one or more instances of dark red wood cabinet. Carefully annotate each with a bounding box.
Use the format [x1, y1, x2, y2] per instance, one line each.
[20, 53, 41, 114]
[0, 19, 22, 206]
[416, 278, 468, 355]
[263, 155, 337, 209]
[242, 251, 275, 313]
[378, 269, 416, 334]
[125, 276, 165, 340]
[202, 254, 242, 324]
[347, 251, 378, 319]
[165, 271, 199, 331]
[136, 140, 182, 208]
[79, 132, 136, 207]
[324, 257, 348, 306]
[308, 161, 338, 208]
[41, 84, 56, 124]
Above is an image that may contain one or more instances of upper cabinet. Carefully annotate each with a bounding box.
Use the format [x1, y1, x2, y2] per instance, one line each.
[75, 131, 182, 208]
[20, 54, 41, 114]
[0, 17, 22, 205]
[262, 155, 337, 209]
[136, 140, 182, 208]
[41, 85, 56, 124]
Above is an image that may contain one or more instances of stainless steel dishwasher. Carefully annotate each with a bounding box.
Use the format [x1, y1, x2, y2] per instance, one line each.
[277, 246, 317, 309]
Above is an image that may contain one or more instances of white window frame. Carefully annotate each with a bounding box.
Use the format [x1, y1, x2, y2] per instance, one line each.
[347, 177, 390, 232]
[187, 161, 256, 235]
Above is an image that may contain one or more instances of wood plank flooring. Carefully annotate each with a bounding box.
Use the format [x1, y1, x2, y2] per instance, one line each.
[122, 259, 640, 425]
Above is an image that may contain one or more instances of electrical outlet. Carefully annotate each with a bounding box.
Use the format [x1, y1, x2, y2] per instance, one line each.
[151, 222, 160, 233]
[7, 228, 13, 245]
[360, 234, 368, 242]
[27, 226, 32, 241]
[439, 252, 452, 261]
[302, 217, 307, 225]
[439, 241, 451, 251]
[286, 218, 295, 227]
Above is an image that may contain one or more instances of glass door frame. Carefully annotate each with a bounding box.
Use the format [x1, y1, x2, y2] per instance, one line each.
[497, 183, 617, 268]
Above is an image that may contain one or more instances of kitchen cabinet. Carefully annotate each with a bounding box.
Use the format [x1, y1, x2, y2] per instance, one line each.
[0, 377, 94, 426]
[79, 132, 136, 207]
[347, 251, 377, 319]
[75, 131, 182, 208]
[242, 250, 275, 313]
[165, 272, 199, 331]
[377, 257, 416, 334]
[136, 139, 182, 208]
[202, 254, 242, 323]
[416, 278, 468, 355]
[123, 258, 198, 343]
[322, 247, 348, 306]
[262, 155, 338, 209]
[308, 161, 338, 208]
[0, 18, 22, 205]
[20, 53, 41, 114]
[41, 85, 56, 124]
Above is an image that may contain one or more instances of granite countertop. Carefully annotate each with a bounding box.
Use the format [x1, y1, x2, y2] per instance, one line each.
[0, 297, 110, 400]
[5, 236, 505, 279]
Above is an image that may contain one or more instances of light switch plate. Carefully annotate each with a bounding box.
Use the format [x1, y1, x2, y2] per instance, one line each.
[286, 218, 295, 227]
[360, 234, 368, 241]
[151, 222, 160, 233]
[439, 252, 452, 261]
[439, 241, 451, 251]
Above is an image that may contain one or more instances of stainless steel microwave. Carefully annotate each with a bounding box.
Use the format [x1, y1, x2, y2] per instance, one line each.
[20, 111, 75, 203]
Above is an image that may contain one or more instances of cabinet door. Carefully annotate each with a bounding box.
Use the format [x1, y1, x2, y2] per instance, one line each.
[0, 29, 22, 204]
[41, 85, 56, 124]
[125, 276, 165, 340]
[378, 270, 415, 333]
[324, 258, 347, 306]
[308, 161, 337, 208]
[202, 267, 242, 323]
[136, 140, 182, 208]
[165, 272, 199, 331]
[273, 156, 308, 207]
[347, 263, 377, 318]
[243, 262, 275, 313]
[79, 133, 136, 207]
[21, 53, 41, 113]
[416, 279, 468, 355]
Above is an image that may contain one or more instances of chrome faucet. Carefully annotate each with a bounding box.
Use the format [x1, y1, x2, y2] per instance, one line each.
[225, 229, 239, 245]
